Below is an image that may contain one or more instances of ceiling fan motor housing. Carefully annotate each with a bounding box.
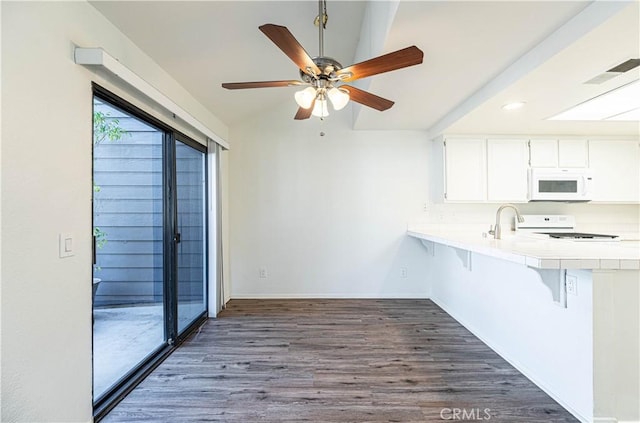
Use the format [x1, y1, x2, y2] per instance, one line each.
[300, 56, 346, 84]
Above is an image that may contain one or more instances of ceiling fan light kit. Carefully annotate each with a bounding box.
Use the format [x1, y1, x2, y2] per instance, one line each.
[294, 86, 317, 109]
[328, 87, 349, 110]
[312, 96, 330, 118]
[222, 0, 424, 121]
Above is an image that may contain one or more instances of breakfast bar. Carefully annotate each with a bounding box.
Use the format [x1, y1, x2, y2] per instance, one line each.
[408, 226, 640, 270]
[408, 224, 640, 423]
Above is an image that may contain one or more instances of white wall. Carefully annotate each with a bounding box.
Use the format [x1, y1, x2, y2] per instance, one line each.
[1, 2, 227, 422]
[593, 270, 640, 422]
[426, 245, 594, 422]
[228, 104, 430, 298]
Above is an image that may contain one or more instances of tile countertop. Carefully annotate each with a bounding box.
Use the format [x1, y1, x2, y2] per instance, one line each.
[407, 225, 640, 270]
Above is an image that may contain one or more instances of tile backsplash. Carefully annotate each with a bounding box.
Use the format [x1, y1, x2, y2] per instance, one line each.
[411, 203, 640, 239]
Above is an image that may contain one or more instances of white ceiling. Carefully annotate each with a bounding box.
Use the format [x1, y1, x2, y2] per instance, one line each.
[91, 1, 639, 137]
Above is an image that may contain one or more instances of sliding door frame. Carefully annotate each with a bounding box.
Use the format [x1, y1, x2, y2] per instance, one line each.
[172, 135, 209, 341]
[92, 83, 208, 420]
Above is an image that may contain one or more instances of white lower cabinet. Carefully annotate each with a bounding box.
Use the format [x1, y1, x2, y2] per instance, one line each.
[487, 139, 528, 202]
[589, 140, 640, 203]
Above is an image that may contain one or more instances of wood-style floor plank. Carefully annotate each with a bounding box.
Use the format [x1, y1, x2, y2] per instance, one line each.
[101, 299, 578, 422]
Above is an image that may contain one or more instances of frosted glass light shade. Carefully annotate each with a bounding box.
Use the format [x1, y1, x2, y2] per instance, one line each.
[294, 87, 317, 109]
[328, 87, 350, 110]
[549, 79, 640, 121]
[311, 98, 329, 118]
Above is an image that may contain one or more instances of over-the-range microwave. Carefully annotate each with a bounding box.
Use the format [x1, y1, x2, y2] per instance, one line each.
[528, 168, 593, 202]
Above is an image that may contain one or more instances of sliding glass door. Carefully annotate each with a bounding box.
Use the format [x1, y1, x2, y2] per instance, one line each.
[175, 140, 207, 333]
[92, 86, 208, 417]
[92, 98, 166, 401]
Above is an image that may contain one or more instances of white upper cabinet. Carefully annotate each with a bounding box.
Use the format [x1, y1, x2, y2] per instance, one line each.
[558, 139, 588, 168]
[436, 136, 638, 204]
[529, 139, 558, 167]
[444, 138, 486, 202]
[529, 139, 588, 168]
[487, 139, 528, 202]
[589, 140, 640, 203]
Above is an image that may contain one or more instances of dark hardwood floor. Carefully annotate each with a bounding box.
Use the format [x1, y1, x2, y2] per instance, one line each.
[101, 299, 578, 422]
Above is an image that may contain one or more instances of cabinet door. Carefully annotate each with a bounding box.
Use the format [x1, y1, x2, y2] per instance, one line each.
[487, 139, 529, 202]
[559, 139, 588, 168]
[444, 138, 486, 202]
[529, 139, 558, 167]
[589, 140, 640, 203]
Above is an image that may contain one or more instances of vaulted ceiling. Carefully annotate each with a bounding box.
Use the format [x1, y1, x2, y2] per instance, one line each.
[91, 1, 639, 137]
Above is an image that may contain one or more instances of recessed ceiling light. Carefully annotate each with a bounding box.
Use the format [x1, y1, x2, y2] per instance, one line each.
[502, 101, 526, 111]
[549, 79, 640, 121]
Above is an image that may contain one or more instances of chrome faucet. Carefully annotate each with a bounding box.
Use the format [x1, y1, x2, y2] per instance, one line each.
[489, 204, 525, 239]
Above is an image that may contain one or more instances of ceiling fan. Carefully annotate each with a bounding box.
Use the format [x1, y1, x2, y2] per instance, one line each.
[222, 0, 424, 120]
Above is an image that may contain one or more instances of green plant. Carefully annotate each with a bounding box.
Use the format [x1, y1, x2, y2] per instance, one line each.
[93, 110, 127, 270]
[93, 227, 107, 249]
[93, 111, 127, 144]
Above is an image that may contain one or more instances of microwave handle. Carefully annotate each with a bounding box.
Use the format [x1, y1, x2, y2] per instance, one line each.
[582, 175, 588, 195]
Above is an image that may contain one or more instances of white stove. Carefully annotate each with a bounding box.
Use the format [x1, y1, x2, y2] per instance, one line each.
[516, 215, 619, 241]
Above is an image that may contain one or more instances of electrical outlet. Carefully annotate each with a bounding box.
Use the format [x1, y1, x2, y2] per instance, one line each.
[566, 274, 578, 296]
[400, 267, 408, 278]
[259, 267, 268, 279]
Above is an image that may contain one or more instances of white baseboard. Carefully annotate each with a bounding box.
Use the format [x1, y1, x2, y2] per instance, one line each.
[229, 293, 429, 299]
[591, 418, 640, 423]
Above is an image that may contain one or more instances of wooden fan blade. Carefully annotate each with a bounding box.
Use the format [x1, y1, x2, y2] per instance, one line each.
[294, 100, 315, 120]
[340, 85, 394, 111]
[222, 80, 304, 89]
[259, 24, 322, 76]
[336, 46, 423, 82]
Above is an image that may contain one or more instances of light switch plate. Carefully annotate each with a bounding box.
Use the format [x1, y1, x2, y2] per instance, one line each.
[59, 233, 74, 258]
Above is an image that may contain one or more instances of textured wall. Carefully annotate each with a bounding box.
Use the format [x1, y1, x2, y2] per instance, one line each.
[229, 104, 431, 298]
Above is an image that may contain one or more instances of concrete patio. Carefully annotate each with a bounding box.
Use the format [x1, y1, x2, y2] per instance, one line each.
[93, 304, 164, 399]
[93, 302, 206, 399]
